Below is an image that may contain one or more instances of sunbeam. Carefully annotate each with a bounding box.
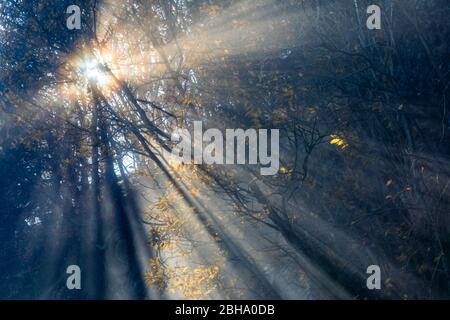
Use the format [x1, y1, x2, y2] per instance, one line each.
[1, 0, 449, 303]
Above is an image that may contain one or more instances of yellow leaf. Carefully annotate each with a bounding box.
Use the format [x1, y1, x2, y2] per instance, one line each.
[329, 134, 348, 149]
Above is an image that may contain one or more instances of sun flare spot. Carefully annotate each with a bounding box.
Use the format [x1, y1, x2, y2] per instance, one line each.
[79, 59, 111, 86]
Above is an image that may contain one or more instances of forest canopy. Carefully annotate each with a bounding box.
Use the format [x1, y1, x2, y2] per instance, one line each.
[0, 0, 449, 299]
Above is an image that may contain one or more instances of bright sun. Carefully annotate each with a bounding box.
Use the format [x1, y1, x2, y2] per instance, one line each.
[80, 59, 110, 86]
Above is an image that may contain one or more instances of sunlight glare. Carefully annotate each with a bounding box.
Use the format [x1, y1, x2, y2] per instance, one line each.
[80, 58, 110, 86]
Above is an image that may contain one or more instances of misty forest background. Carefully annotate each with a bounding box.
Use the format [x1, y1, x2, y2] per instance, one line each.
[0, 0, 449, 299]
